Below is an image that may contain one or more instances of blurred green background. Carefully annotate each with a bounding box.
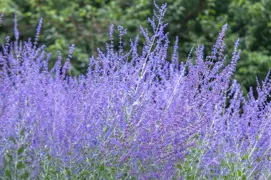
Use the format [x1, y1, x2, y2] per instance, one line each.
[0, 0, 271, 93]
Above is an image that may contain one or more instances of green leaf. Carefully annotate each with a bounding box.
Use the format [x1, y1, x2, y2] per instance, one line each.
[20, 128, 25, 137]
[5, 169, 12, 178]
[177, 164, 182, 169]
[66, 168, 72, 176]
[5, 152, 13, 162]
[16, 161, 25, 169]
[47, 154, 51, 160]
[242, 153, 249, 161]
[100, 163, 105, 171]
[20, 171, 30, 179]
[238, 169, 242, 176]
[18, 145, 25, 155]
[242, 175, 247, 180]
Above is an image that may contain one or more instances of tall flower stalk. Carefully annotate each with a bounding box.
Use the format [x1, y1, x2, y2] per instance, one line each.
[0, 3, 271, 179]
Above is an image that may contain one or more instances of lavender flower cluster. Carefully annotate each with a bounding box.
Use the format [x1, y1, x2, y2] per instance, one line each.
[0, 3, 271, 179]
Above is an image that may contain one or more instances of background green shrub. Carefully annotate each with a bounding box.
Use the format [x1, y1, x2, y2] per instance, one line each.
[1, 0, 270, 92]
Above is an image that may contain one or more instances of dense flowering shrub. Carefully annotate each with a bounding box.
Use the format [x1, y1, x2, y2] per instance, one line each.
[1, 3, 271, 179]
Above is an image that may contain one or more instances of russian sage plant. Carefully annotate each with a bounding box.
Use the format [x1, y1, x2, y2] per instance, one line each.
[0, 3, 271, 180]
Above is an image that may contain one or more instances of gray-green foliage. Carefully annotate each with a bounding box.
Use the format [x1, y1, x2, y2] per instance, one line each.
[1, 128, 33, 179]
